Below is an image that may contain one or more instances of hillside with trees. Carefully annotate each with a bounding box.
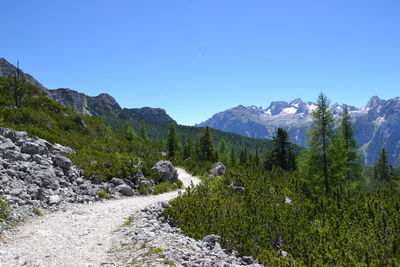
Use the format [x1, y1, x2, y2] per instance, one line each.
[164, 93, 400, 265]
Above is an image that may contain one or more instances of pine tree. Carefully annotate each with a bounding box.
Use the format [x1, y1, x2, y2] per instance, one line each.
[12, 61, 24, 108]
[255, 147, 260, 167]
[339, 106, 362, 181]
[374, 148, 393, 181]
[230, 147, 237, 167]
[124, 123, 137, 142]
[139, 124, 149, 141]
[219, 139, 227, 155]
[287, 144, 296, 170]
[271, 128, 290, 170]
[183, 138, 193, 160]
[198, 127, 215, 162]
[307, 92, 335, 195]
[168, 124, 179, 159]
[239, 148, 248, 166]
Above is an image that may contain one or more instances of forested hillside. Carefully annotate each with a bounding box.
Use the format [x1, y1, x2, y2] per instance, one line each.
[165, 93, 400, 265]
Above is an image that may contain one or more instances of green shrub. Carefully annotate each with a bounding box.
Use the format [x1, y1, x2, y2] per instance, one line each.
[0, 196, 12, 222]
[152, 180, 183, 195]
[164, 167, 400, 265]
[96, 191, 113, 199]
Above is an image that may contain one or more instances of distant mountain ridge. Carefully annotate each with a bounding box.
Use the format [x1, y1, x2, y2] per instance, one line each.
[0, 58, 47, 92]
[0, 59, 175, 124]
[198, 97, 400, 166]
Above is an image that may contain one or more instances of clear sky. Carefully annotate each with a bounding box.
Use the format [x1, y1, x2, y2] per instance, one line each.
[2, 0, 400, 125]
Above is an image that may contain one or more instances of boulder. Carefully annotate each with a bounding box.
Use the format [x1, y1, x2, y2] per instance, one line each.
[111, 177, 125, 186]
[152, 160, 177, 182]
[209, 162, 226, 178]
[52, 155, 72, 169]
[21, 142, 49, 155]
[0, 128, 28, 143]
[112, 184, 134, 196]
[202, 235, 221, 250]
[48, 195, 61, 205]
[52, 143, 76, 155]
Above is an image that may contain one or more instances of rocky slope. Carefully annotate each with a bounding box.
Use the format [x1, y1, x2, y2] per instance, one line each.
[110, 203, 263, 266]
[0, 127, 160, 231]
[198, 97, 400, 166]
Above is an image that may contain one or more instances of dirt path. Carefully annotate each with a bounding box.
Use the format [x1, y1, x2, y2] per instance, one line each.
[0, 168, 200, 267]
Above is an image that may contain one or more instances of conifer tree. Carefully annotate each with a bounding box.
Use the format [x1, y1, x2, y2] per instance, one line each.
[183, 138, 192, 159]
[124, 123, 137, 142]
[230, 147, 237, 167]
[271, 128, 291, 170]
[198, 127, 215, 162]
[374, 148, 393, 181]
[239, 148, 248, 166]
[219, 139, 227, 155]
[306, 92, 335, 194]
[255, 147, 260, 167]
[139, 124, 149, 141]
[339, 106, 362, 181]
[168, 124, 179, 159]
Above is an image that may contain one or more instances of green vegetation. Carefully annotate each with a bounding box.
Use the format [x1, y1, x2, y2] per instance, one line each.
[32, 207, 43, 216]
[152, 180, 183, 195]
[0, 196, 12, 222]
[0, 76, 163, 182]
[96, 191, 114, 199]
[164, 93, 400, 265]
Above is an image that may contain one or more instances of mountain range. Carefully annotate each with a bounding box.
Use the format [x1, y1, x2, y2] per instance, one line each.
[197, 97, 400, 166]
[0, 58, 275, 155]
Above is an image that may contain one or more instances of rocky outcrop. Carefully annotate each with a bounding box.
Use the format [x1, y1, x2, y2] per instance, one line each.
[209, 162, 226, 178]
[152, 160, 178, 182]
[110, 203, 263, 266]
[0, 128, 152, 231]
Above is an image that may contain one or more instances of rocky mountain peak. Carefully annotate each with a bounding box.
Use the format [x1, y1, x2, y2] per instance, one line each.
[266, 101, 290, 115]
[366, 96, 385, 109]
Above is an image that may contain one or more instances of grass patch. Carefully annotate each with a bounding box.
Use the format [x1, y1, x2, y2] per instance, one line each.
[123, 216, 133, 227]
[138, 185, 151, 195]
[152, 180, 183, 195]
[149, 247, 164, 253]
[163, 260, 176, 265]
[0, 195, 12, 222]
[96, 191, 113, 199]
[33, 207, 43, 216]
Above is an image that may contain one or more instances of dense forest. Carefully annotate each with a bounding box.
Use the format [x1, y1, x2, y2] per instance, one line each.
[1, 73, 400, 265]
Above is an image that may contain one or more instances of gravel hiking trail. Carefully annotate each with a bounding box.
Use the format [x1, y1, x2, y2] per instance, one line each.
[0, 168, 200, 267]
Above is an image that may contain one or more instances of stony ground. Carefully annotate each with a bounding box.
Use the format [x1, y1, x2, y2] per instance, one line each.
[0, 168, 200, 267]
[108, 203, 263, 267]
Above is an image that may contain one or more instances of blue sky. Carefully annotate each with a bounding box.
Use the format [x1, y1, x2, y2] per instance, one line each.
[2, 0, 400, 125]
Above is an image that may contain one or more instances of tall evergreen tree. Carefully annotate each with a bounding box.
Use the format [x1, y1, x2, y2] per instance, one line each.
[255, 147, 260, 167]
[230, 147, 237, 167]
[198, 127, 215, 162]
[219, 139, 227, 155]
[271, 128, 291, 170]
[168, 124, 179, 159]
[339, 107, 362, 181]
[124, 123, 137, 142]
[183, 138, 193, 160]
[307, 92, 335, 194]
[374, 148, 393, 181]
[239, 148, 248, 166]
[139, 124, 149, 141]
